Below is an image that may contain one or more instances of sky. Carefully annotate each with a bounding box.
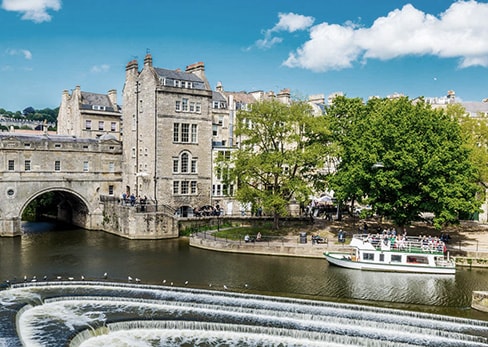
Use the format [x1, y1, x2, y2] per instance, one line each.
[1, 0, 488, 112]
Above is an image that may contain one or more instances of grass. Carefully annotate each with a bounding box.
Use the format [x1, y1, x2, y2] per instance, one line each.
[213, 223, 297, 241]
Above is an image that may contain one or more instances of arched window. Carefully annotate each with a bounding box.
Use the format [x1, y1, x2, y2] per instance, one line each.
[181, 152, 189, 173]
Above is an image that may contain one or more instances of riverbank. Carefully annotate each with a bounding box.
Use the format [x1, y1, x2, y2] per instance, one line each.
[189, 218, 488, 267]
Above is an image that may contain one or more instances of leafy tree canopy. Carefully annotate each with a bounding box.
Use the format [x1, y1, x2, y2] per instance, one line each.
[325, 96, 483, 229]
[222, 99, 329, 229]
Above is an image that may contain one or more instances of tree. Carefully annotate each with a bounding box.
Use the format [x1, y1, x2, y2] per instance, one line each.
[326, 96, 482, 229]
[223, 99, 329, 229]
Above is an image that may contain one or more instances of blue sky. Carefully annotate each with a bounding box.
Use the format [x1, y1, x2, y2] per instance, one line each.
[1, 0, 488, 111]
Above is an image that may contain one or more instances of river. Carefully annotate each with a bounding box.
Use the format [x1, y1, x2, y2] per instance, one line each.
[1, 222, 488, 346]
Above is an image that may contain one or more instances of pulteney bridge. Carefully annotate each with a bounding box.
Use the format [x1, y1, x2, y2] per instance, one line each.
[0, 132, 123, 236]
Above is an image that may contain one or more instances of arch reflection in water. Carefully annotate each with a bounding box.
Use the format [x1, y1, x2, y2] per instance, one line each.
[2, 282, 488, 347]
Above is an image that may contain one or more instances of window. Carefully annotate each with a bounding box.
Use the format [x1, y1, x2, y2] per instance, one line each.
[191, 124, 197, 143]
[8, 160, 14, 171]
[181, 124, 189, 142]
[191, 160, 197, 173]
[83, 161, 89, 172]
[173, 123, 179, 142]
[108, 185, 114, 195]
[24, 160, 31, 171]
[24, 143, 31, 148]
[182, 98, 188, 112]
[85, 120, 92, 130]
[181, 181, 189, 194]
[109, 162, 114, 172]
[190, 101, 195, 112]
[379, 254, 385, 262]
[213, 125, 218, 136]
[55, 143, 61, 148]
[191, 181, 197, 194]
[54, 160, 61, 171]
[363, 253, 374, 261]
[173, 181, 179, 194]
[98, 121, 104, 131]
[181, 153, 189, 173]
[195, 102, 201, 113]
[173, 159, 179, 173]
[175, 100, 181, 111]
[111, 122, 116, 131]
[391, 255, 402, 263]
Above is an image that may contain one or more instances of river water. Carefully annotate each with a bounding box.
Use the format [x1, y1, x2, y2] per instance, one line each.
[1, 222, 488, 346]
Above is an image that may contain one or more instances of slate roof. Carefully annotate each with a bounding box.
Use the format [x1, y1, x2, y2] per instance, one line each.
[212, 91, 227, 102]
[155, 68, 206, 90]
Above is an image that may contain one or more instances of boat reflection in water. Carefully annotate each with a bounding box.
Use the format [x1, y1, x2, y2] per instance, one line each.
[1, 281, 488, 347]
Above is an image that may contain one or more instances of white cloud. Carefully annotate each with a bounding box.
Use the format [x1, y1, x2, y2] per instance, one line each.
[2, 0, 61, 23]
[283, 1, 488, 71]
[255, 12, 315, 49]
[90, 64, 110, 73]
[6, 48, 33, 60]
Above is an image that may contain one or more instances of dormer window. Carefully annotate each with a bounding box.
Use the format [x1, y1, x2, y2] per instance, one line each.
[92, 105, 106, 111]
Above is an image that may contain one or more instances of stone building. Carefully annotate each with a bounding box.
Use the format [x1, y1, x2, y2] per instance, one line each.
[57, 86, 122, 140]
[122, 54, 213, 216]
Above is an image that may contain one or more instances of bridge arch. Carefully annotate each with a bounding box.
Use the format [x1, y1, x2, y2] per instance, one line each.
[20, 187, 93, 230]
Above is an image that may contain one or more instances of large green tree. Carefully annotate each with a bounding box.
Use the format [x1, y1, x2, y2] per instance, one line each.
[223, 99, 328, 229]
[326, 96, 482, 229]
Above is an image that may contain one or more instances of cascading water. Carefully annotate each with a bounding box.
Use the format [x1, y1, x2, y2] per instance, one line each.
[0, 281, 487, 347]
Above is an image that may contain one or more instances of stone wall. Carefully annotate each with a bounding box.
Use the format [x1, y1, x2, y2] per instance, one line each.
[101, 202, 178, 239]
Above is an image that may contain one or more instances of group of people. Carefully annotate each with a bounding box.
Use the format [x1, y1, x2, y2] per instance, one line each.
[120, 193, 148, 208]
[193, 204, 223, 217]
[244, 232, 262, 243]
[361, 230, 448, 254]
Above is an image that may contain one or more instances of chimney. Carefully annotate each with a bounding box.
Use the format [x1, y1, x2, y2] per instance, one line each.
[185, 62, 210, 89]
[216, 81, 223, 92]
[108, 89, 117, 108]
[144, 53, 153, 67]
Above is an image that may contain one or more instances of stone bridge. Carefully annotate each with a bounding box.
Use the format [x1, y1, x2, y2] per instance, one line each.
[0, 133, 124, 236]
[0, 133, 178, 238]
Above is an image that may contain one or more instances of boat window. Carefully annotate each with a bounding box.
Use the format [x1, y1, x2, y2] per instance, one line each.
[391, 255, 402, 263]
[363, 253, 374, 261]
[379, 254, 385, 262]
[406, 256, 429, 264]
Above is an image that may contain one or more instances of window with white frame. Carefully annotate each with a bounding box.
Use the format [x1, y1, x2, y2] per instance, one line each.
[54, 160, 61, 171]
[191, 181, 197, 194]
[175, 100, 181, 111]
[181, 123, 189, 142]
[181, 153, 189, 173]
[83, 161, 89, 172]
[85, 120, 92, 130]
[24, 160, 31, 171]
[182, 98, 188, 112]
[173, 181, 179, 194]
[181, 181, 189, 194]
[111, 122, 116, 131]
[191, 159, 197, 173]
[98, 121, 104, 131]
[173, 123, 179, 142]
[8, 160, 14, 171]
[191, 124, 197, 142]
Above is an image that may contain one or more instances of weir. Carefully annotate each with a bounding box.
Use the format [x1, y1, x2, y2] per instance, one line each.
[1, 282, 487, 346]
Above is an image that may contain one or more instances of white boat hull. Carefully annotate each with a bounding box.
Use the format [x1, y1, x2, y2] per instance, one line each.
[324, 252, 456, 275]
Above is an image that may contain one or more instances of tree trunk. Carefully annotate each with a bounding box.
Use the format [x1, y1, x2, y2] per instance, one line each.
[273, 212, 280, 230]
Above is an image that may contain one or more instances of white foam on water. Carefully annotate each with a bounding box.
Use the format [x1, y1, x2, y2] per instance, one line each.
[7, 282, 488, 347]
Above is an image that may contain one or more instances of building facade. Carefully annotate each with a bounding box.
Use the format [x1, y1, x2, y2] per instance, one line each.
[122, 54, 213, 216]
[58, 86, 122, 140]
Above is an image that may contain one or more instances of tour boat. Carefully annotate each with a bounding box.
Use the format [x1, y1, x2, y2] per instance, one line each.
[324, 233, 456, 274]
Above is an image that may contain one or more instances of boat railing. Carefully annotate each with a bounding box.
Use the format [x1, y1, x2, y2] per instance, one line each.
[353, 234, 445, 255]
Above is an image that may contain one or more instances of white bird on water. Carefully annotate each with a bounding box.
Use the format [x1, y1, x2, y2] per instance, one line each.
[223, 285, 228, 290]
[81, 275, 85, 281]
[128, 276, 133, 282]
[103, 272, 108, 279]
[184, 280, 189, 286]
[162, 279, 166, 284]
[135, 278, 141, 283]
